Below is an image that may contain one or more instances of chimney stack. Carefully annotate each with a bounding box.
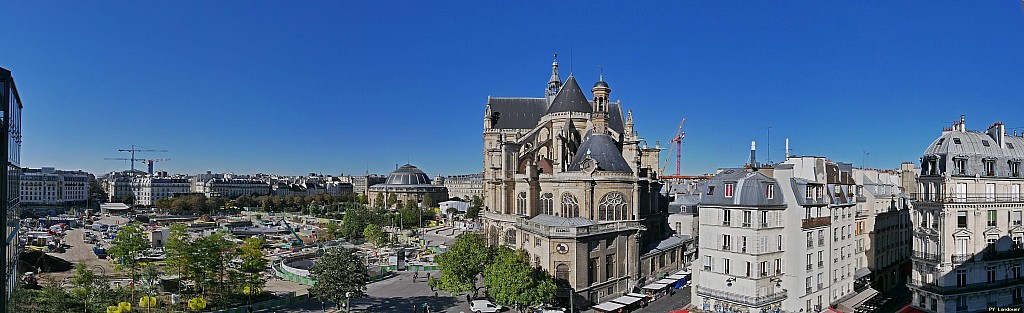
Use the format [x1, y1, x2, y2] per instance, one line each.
[785, 138, 790, 159]
[750, 141, 758, 169]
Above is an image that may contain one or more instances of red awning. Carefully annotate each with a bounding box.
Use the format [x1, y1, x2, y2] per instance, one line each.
[828, 308, 843, 313]
[667, 310, 688, 313]
[898, 304, 928, 313]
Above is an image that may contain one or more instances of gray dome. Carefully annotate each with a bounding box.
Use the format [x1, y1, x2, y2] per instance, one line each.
[384, 164, 432, 185]
[568, 134, 632, 173]
[594, 80, 608, 89]
[923, 130, 1024, 159]
[546, 76, 593, 114]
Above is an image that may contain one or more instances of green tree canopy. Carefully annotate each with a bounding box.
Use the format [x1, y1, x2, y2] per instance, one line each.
[362, 224, 386, 247]
[108, 223, 151, 271]
[309, 248, 370, 310]
[483, 247, 556, 309]
[429, 232, 492, 296]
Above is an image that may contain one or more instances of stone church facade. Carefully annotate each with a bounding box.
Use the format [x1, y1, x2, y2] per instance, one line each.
[481, 57, 686, 304]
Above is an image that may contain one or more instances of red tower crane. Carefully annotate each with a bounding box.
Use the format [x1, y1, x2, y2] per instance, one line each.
[660, 118, 686, 178]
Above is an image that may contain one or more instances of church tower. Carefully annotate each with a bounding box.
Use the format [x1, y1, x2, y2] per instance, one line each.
[546, 54, 562, 103]
[591, 74, 611, 135]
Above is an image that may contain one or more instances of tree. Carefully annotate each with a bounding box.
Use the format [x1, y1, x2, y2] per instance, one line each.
[471, 195, 484, 208]
[357, 194, 368, 204]
[308, 248, 370, 310]
[237, 237, 269, 302]
[374, 193, 385, 209]
[422, 194, 434, 208]
[386, 193, 398, 208]
[108, 223, 151, 301]
[429, 233, 492, 297]
[121, 194, 135, 205]
[483, 247, 556, 311]
[362, 224, 386, 248]
[465, 206, 481, 219]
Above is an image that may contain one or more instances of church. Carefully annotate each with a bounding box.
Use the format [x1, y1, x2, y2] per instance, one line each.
[480, 56, 688, 305]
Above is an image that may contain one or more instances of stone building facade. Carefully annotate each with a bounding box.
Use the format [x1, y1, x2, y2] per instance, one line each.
[909, 117, 1024, 313]
[480, 57, 683, 305]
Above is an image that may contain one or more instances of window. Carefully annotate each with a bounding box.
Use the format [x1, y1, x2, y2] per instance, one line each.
[723, 234, 732, 251]
[987, 267, 996, 283]
[806, 232, 813, 248]
[956, 270, 967, 287]
[958, 211, 968, 228]
[724, 258, 731, 275]
[707, 186, 715, 195]
[598, 192, 627, 221]
[704, 255, 712, 271]
[1013, 162, 1021, 177]
[606, 254, 615, 280]
[760, 261, 768, 277]
[806, 254, 812, 271]
[987, 183, 996, 201]
[589, 241, 600, 251]
[516, 192, 527, 215]
[561, 193, 579, 217]
[588, 257, 599, 285]
[741, 236, 747, 253]
[762, 211, 769, 228]
[988, 210, 997, 227]
[505, 229, 517, 246]
[983, 140, 991, 147]
[723, 209, 731, 226]
[955, 159, 967, 175]
[539, 193, 554, 215]
[1013, 210, 1022, 226]
[743, 211, 751, 227]
[535, 236, 541, 247]
[767, 184, 775, 199]
[606, 237, 615, 248]
[957, 296, 967, 311]
[778, 234, 783, 251]
[725, 183, 734, 197]
[953, 137, 962, 144]
[775, 258, 782, 274]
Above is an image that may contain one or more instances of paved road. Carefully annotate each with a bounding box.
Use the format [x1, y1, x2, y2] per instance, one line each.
[635, 285, 691, 313]
[46, 227, 116, 281]
[353, 270, 468, 313]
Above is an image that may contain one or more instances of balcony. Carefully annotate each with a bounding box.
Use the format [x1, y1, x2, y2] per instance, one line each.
[912, 251, 940, 262]
[802, 217, 832, 229]
[807, 240, 814, 248]
[695, 285, 788, 307]
[817, 283, 823, 290]
[913, 192, 1024, 204]
[722, 245, 732, 251]
[909, 276, 1024, 295]
[806, 264, 813, 271]
[951, 254, 972, 264]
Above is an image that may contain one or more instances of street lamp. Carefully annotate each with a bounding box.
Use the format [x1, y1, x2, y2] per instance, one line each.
[345, 291, 352, 312]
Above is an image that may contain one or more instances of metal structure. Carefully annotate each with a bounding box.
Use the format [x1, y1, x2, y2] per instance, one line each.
[278, 217, 305, 248]
[660, 118, 686, 177]
[143, 158, 170, 175]
[104, 145, 167, 172]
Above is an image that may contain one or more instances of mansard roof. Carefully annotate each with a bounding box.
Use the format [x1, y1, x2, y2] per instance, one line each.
[924, 130, 1024, 160]
[700, 168, 786, 207]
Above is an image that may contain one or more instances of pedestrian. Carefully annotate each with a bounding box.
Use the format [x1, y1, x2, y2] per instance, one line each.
[414, 271, 419, 282]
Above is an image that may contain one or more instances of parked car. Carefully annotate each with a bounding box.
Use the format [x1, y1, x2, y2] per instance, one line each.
[470, 300, 503, 313]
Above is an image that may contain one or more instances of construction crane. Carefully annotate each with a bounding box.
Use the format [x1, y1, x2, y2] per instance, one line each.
[660, 118, 686, 178]
[143, 158, 171, 175]
[105, 145, 168, 172]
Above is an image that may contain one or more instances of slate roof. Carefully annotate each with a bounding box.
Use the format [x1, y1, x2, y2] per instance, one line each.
[568, 134, 633, 173]
[383, 164, 432, 185]
[546, 76, 593, 114]
[924, 130, 1024, 159]
[700, 168, 786, 207]
[487, 97, 548, 130]
[641, 235, 691, 257]
[529, 214, 595, 227]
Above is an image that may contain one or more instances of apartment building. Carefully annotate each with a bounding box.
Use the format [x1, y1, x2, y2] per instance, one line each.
[20, 167, 89, 206]
[909, 118, 1024, 313]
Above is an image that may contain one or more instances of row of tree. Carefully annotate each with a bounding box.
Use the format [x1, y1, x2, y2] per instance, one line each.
[430, 233, 557, 310]
[7, 263, 149, 312]
[164, 224, 269, 308]
[319, 205, 437, 241]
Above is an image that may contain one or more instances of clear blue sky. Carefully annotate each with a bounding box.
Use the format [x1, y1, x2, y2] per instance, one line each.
[4, 1, 1024, 177]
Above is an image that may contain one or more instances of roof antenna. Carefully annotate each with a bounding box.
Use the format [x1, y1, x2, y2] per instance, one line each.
[569, 40, 574, 74]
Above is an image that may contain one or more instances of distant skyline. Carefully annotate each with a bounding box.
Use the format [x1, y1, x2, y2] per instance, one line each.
[3, 2, 1024, 177]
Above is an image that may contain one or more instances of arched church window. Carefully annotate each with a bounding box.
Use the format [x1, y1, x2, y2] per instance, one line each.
[540, 193, 554, 215]
[505, 229, 517, 246]
[561, 193, 579, 218]
[599, 192, 628, 221]
[555, 263, 570, 281]
[516, 192, 527, 215]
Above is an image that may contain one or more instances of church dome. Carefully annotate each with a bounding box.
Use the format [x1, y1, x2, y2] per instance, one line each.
[384, 164, 432, 185]
[594, 80, 609, 89]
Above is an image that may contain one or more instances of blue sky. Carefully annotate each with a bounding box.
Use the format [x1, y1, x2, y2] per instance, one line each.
[3, 1, 1024, 177]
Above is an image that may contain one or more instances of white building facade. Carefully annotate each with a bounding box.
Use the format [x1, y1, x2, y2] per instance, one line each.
[20, 167, 89, 205]
[910, 118, 1024, 313]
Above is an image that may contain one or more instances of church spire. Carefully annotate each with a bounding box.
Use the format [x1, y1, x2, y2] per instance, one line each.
[547, 54, 562, 97]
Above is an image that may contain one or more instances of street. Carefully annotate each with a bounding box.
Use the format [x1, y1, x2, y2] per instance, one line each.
[635, 285, 691, 313]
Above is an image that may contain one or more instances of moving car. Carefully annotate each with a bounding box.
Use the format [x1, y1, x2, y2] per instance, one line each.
[470, 300, 503, 313]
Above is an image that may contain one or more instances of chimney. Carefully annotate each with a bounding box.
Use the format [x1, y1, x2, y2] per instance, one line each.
[750, 141, 758, 169]
[785, 138, 790, 159]
[987, 122, 1006, 148]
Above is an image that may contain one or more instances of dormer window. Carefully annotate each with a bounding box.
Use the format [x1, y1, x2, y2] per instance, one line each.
[982, 140, 991, 147]
[984, 160, 996, 176]
[1012, 162, 1021, 177]
[725, 183, 735, 197]
[1009, 143, 1015, 149]
[953, 138, 962, 144]
[954, 158, 967, 175]
[767, 184, 775, 199]
[936, 138, 945, 146]
[707, 186, 715, 195]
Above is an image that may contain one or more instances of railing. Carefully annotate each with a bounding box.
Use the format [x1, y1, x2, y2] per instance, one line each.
[910, 276, 1024, 295]
[912, 251, 940, 262]
[806, 264, 813, 271]
[817, 283, 823, 290]
[818, 261, 824, 268]
[807, 240, 814, 248]
[695, 285, 787, 307]
[723, 245, 732, 251]
[951, 254, 972, 264]
[802, 217, 832, 229]
[855, 246, 865, 254]
[912, 193, 1024, 203]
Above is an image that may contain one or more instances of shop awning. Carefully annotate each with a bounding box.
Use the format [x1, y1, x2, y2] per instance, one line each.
[666, 274, 687, 280]
[610, 295, 644, 306]
[627, 292, 648, 299]
[591, 301, 626, 312]
[836, 287, 879, 312]
[642, 282, 669, 290]
[657, 278, 679, 285]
